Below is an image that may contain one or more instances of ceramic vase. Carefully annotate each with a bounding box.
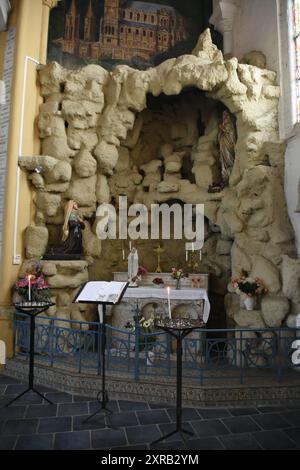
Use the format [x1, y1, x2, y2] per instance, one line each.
[244, 296, 255, 311]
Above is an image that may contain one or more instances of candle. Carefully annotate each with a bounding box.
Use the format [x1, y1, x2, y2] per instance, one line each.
[122, 249, 125, 260]
[167, 286, 171, 319]
[199, 250, 202, 261]
[129, 241, 132, 251]
[185, 250, 188, 262]
[192, 242, 194, 252]
[27, 275, 32, 302]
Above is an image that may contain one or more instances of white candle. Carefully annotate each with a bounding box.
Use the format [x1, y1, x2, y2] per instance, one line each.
[28, 275, 32, 302]
[129, 241, 132, 251]
[200, 250, 202, 261]
[122, 249, 125, 260]
[167, 287, 171, 319]
[186, 250, 188, 262]
[192, 242, 194, 252]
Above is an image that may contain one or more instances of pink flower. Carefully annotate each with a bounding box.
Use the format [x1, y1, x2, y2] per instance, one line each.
[137, 266, 147, 275]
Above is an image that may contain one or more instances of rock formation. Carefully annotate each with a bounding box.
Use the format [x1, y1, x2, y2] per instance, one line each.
[17, 29, 297, 330]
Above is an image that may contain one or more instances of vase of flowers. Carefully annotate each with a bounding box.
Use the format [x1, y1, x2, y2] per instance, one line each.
[232, 272, 268, 311]
[131, 265, 147, 286]
[14, 260, 51, 303]
[171, 267, 188, 290]
[125, 315, 157, 351]
[152, 277, 164, 288]
[243, 296, 255, 311]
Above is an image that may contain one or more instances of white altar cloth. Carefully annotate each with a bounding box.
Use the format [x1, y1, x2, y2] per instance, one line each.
[123, 287, 210, 323]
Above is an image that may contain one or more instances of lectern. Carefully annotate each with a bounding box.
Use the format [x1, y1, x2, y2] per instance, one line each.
[73, 281, 128, 423]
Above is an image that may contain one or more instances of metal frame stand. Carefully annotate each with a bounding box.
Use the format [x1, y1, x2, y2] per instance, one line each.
[151, 323, 204, 447]
[5, 303, 55, 407]
[83, 304, 115, 428]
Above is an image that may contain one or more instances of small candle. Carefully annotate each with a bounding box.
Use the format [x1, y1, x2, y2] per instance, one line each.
[122, 249, 125, 260]
[129, 241, 132, 251]
[199, 250, 202, 261]
[27, 275, 32, 302]
[192, 242, 194, 252]
[167, 286, 171, 319]
[185, 250, 188, 262]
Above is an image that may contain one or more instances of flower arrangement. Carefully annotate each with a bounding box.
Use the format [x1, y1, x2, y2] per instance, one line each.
[14, 260, 51, 302]
[171, 267, 188, 289]
[125, 316, 157, 345]
[152, 277, 164, 286]
[132, 265, 147, 283]
[232, 272, 268, 297]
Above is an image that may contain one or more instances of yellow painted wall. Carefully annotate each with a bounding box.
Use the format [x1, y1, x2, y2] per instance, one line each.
[0, 0, 52, 357]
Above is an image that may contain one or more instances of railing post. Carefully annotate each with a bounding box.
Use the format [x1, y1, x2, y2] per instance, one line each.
[134, 315, 140, 381]
[13, 313, 17, 357]
[239, 330, 244, 384]
[50, 318, 54, 367]
[78, 322, 82, 374]
[199, 329, 204, 386]
[277, 327, 282, 382]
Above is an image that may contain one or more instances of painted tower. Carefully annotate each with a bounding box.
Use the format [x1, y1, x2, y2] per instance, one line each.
[101, 0, 120, 47]
[64, 0, 80, 54]
[84, 0, 95, 42]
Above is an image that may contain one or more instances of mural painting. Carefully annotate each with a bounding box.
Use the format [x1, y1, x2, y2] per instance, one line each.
[47, 0, 213, 70]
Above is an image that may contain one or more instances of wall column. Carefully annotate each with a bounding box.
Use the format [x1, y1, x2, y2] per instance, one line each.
[0, 0, 56, 359]
[210, 0, 240, 56]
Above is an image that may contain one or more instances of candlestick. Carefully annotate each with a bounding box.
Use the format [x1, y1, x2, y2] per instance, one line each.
[154, 243, 164, 273]
[27, 275, 32, 302]
[167, 286, 171, 319]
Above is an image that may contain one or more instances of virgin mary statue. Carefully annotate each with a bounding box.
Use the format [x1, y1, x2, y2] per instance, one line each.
[218, 111, 237, 187]
[44, 200, 85, 259]
[128, 247, 139, 286]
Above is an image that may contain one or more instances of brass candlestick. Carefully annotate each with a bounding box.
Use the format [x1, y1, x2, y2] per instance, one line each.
[154, 243, 164, 273]
[187, 251, 199, 274]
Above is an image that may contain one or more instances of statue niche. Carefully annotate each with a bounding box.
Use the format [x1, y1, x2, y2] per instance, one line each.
[44, 200, 85, 260]
[208, 110, 237, 193]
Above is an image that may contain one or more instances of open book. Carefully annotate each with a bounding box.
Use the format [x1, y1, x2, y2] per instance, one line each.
[74, 281, 128, 304]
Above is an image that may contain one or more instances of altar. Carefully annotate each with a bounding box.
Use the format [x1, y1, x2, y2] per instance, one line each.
[110, 272, 210, 329]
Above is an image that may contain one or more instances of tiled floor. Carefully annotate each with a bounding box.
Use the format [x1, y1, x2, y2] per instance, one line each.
[1, 374, 300, 450]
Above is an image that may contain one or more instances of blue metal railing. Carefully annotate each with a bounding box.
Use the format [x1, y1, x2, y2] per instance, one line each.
[13, 312, 300, 384]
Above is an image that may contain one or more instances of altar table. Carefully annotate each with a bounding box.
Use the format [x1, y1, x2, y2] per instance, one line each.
[123, 287, 210, 323]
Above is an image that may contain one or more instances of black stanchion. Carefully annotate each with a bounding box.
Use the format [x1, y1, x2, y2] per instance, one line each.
[151, 318, 205, 446]
[5, 302, 55, 407]
[82, 304, 114, 425]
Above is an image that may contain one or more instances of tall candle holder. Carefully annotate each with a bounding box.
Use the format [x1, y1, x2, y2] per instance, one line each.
[153, 243, 164, 273]
[151, 317, 205, 446]
[5, 302, 55, 407]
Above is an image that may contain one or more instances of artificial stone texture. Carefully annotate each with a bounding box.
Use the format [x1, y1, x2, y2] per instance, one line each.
[17, 28, 297, 329]
[73, 148, 97, 178]
[234, 309, 266, 329]
[282, 255, 300, 304]
[25, 225, 49, 259]
[261, 295, 290, 328]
